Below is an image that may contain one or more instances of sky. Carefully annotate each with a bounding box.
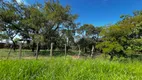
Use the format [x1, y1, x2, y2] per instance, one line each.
[13, 0, 142, 26]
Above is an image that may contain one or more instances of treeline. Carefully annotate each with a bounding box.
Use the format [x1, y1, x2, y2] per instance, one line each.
[0, 0, 79, 58]
[96, 11, 142, 60]
[0, 0, 142, 60]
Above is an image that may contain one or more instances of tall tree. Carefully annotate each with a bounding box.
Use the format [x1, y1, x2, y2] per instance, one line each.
[96, 10, 142, 60]
[77, 24, 102, 56]
[0, 1, 23, 51]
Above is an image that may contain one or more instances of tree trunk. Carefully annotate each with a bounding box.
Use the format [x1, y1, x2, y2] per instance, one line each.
[109, 52, 114, 61]
[32, 42, 36, 55]
[65, 44, 67, 57]
[19, 43, 22, 59]
[110, 55, 114, 61]
[38, 43, 41, 52]
[78, 45, 81, 58]
[7, 45, 12, 59]
[36, 42, 39, 60]
[50, 43, 53, 57]
[12, 41, 16, 52]
[32, 42, 35, 51]
[91, 45, 94, 58]
[84, 47, 87, 53]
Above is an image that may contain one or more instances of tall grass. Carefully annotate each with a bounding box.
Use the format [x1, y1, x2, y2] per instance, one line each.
[0, 57, 142, 80]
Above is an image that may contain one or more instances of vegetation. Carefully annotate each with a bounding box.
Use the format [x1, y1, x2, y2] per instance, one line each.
[96, 11, 142, 60]
[0, 57, 142, 80]
[0, 0, 142, 79]
[1, 0, 141, 60]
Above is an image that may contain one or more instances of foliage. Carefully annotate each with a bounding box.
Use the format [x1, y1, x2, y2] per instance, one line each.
[77, 24, 102, 53]
[0, 0, 142, 60]
[97, 11, 142, 60]
[0, 57, 142, 80]
[96, 41, 123, 54]
[0, 0, 78, 54]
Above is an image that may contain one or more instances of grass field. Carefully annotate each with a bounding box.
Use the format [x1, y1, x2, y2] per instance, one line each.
[0, 49, 142, 80]
[0, 56, 142, 80]
[0, 49, 79, 59]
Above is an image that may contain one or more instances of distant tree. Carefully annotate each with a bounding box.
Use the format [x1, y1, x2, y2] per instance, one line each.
[77, 24, 102, 56]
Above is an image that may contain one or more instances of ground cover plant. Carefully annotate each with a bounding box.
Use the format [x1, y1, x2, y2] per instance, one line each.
[0, 57, 142, 80]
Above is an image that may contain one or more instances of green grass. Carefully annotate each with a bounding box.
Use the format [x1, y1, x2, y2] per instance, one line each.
[0, 49, 79, 58]
[0, 49, 34, 58]
[0, 57, 142, 80]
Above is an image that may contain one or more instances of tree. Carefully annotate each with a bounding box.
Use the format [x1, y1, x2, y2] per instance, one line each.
[77, 24, 102, 56]
[42, 0, 78, 51]
[19, 0, 78, 58]
[96, 10, 142, 60]
[0, 1, 23, 51]
[21, 3, 45, 59]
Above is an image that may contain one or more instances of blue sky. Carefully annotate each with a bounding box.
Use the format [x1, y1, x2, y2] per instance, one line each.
[19, 0, 142, 26]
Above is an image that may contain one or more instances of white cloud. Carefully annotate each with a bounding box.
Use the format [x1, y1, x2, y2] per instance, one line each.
[5, 0, 29, 5]
[16, 0, 29, 5]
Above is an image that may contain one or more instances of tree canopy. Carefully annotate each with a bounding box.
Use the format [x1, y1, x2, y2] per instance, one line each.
[0, 0, 142, 60]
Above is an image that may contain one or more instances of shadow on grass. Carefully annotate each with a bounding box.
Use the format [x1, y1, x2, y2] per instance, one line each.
[129, 54, 142, 61]
[116, 54, 142, 63]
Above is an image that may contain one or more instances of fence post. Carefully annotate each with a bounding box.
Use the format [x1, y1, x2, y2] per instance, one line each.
[19, 43, 22, 59]
[65, 44, 67, 57]
[36, 42, 39, 60]
[50, 43, 54, 57]
[78, 45, 81, 58]
[91, 45, 94, 58]
[7, 45, 12, 59]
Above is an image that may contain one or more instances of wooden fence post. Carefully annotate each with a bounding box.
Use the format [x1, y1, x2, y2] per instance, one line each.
[36, 42, 39, 60]
[65, 44, 67, 57]
[91, 45, 94, 58]
[78, 45, 81, 58]
[19, 43, 22, 59]
[7, 45, 12, 59]
[50, 43, 53, 57]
